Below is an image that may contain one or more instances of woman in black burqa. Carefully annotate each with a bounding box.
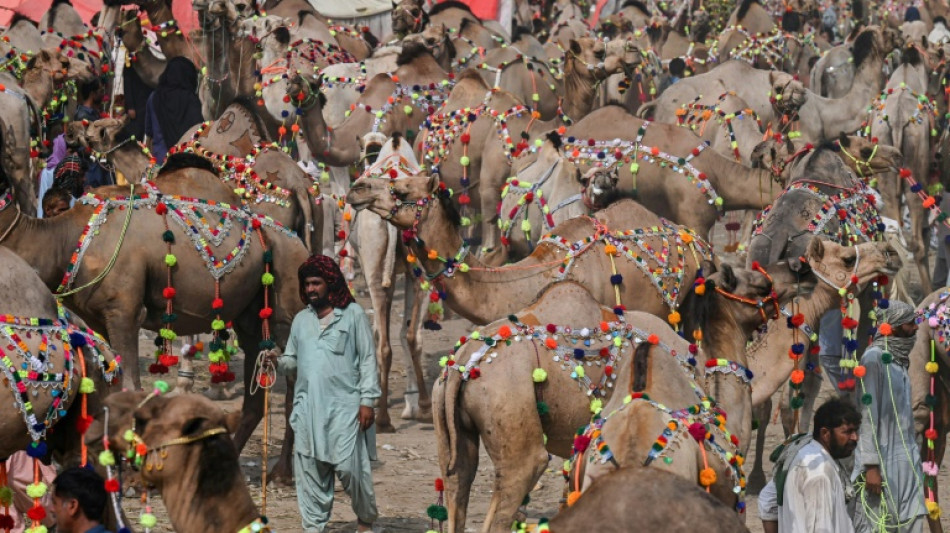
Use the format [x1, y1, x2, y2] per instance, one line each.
[145, 57, 204, 163]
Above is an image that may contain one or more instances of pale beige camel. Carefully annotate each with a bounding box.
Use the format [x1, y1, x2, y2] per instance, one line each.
[909, 288, 950, 533]
[810, 25, 901, 98]
[390, 0, 427, 38]
[88, 392, 264, 532]
[658, 9, 714, 76]
[548, 467, 750, 532]
[414, 39, 642, 256]
[715, 0, 779, 64]
[39, 0, 104, 71]
[750, 133, 904, 183]
[194, 0, 261, 122]
[655, 27, 888, 143]
[868, 47, 934, 293]
[431, 248, 798, 533]
[664, 91, 770, 164]
[348, 135, 429, 432]
[347, 176, 715, 324]
[0, 156, 309, 482]
[1, 15, 44, 55]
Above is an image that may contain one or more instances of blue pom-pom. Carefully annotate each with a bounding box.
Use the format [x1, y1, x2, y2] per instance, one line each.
[613, 306, 624, 316]
[687, 357, 696, 366]
[69, 332, 87, 348]
[806, 362, 816, 371]
[868, 327, 877, 337]
[911, 183, 923, 193]
[119, 528, 132, 533]
[737, 502, 746, 511]
[574, 349, 585, 360]
[745, 369, 754, 379]
[32, 423, 45, 432]
[281, 110, 289, 118]
[879, 298, 890, 309]
[846, 339, 859, 352]
[610, 274, 623, 285]
[438, 290, 447, 300]
[26, 441, 47, 458]
[791, 343, 805, 354]
[567, 136, 576, 143]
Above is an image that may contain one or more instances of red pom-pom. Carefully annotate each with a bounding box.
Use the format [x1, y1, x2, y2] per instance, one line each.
[75, 415, 94, 434]
[899, 168, 912, 179]
[546, 324, 557, 333]
[460, 133, 471, 144]
[469, 367, 480, 379]
[837, 209, 847, 220]
[688, 343, 698, 354]
[647, 334, 659, 344]
[791, 313, 805, 327]
[156, 203, 168, 215]
[841, 317, 859, 329]
[388, 168, 398, 178]
[26, 507, 46, 521]
[251, 219, 262, 229]
[434, 478, 445, 491]
[212, 298, 224, 309]
[0, 514, 15, 529]
[339, 249, 348, 258]
[259, 307, 273, 319]
[105, 478, 120, 492]
[163, 287, 176, 299]
[750, 261, 761, 271]
[877, 275, 889, 285]
[927, 428, 939, 440]
[688, 422, 706, 441]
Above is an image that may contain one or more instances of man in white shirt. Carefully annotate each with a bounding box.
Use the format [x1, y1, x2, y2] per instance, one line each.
[929, 16, 950, 45]
[759, 398, 861, 533]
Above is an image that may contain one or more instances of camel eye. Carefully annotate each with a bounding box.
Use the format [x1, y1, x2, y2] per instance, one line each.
[861, 148, 873, 158]
[843, 254, 856, 266]
[594, 50, 606, 59]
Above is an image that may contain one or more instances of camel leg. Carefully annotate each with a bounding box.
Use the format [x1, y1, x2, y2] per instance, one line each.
[402, 272, 432, 422]
[479, 418, 549, 532]
[364, 260, 398, 433]
[102, 304, 146, 391]
[746, 400, 771, 495]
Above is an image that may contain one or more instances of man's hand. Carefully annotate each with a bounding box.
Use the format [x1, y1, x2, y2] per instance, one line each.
[865, 466, 883, 495]
[263, 349, 281, 366]
[357, 405, 375, 431]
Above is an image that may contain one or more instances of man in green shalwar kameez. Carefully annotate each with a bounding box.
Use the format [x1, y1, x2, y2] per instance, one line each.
[267, 255, 381, 533]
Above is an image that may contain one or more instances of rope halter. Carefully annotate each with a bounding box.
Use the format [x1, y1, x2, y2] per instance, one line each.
[714, 262, 781, 325]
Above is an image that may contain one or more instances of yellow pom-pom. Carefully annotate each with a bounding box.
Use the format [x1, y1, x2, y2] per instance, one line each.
[668, 311, 681, 325]
[928, 500, 942, 520]
[165, 254, 177, 267]
[98, 450, 115, 467]
[532, 368, 548, 382]
[604, 244, 618, 255]
[927, 362, 940, 374]
[699, 467, 717, 487]
[26, 482, 47, 499]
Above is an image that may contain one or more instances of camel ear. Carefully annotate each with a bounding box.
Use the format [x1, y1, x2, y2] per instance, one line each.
[923, 36, 929, 49]
[575, 167, 588, 185]
[427, 175, 440, 195]
[838, 132, 851, 148]
[569, 39, 582, 55]
[133, 395, 171, 430]
[805, 236, 825, 262]
[719, 263, 738, 292]
[224, 410, 241, 434]
[700, 259, 717, 276]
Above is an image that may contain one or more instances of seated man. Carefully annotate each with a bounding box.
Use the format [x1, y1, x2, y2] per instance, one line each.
[41, 188, 72, 218]
[50, 467, 111, 533]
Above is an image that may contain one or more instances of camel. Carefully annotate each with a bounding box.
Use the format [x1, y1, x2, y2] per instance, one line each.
[910, 288, 950, 533]
[433, 264, 779, 532]
[658, 9, 714, 76]
[80, 108, 325, 255]
[0, 246, 121, 466]
[0, 155, 309, 482]
[413, 39, 642, 255]
[867, 46, 935, 293]
[88, 391, 264, 533]
[750, 133, 904, 184]
[653, 27, 889, 143]
[810, 25, 902, 98]
[38, 0, 105, 73]
[289, 42, 454, 167]
[545, 467, 750, 532]
[666, 91, 770, 164]
[114, 9, 167, 87]
[348, 135, 429, 432]
[347, 175, 716, 325]
[194, 0, 261, 122]
[1, 16, 45, 56]
[391, 0, 427, 38]
[104, 0, 202, 66]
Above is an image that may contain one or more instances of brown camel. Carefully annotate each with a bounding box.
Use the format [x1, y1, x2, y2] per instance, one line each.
[103, 0, 201, 66]
[114, 9, 166, 87]
[431, 257, 786, 532]
[910, 288, 950, 533]
[867, 46, 935, 293]
[546, 467, 750, 532]
[658, 9, 714, 76]
[750, 133, 904, 184]
[347, 176, 713, 326]
[413, 38, 642, 255]
[0, 246, 121, 465]
[87, 391, 264, 533]
[194, 0, 261, 122]
[0, 156, 309, 483]
[655, 27, 888, 143]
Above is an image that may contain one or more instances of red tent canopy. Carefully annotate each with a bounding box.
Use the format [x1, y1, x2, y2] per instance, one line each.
[0, 0, 198, 36]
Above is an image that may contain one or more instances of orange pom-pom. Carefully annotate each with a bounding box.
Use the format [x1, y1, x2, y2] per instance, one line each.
[647, 334, 659, 344]
[854, 365, 866, 378]
[545, 338, 558, 349]
[699, 467, 717, 487]
[497, 325, 512, 339]
[924, 196, 937, 209]
[567, 490, 582, 506]
[790, 369, 805, 385]
[878, 323, 893, 336]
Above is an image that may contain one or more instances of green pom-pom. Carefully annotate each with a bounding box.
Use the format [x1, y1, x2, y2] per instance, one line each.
[532, 368, 548, 383]
[862, 393, 873, 405]
[25, 482, 47, 499]
[164, 254, 177, 267]
[98, 450, 115, 467]
[79, 377, 95, 394]
[881, 351, 893, 364]
[0, 486, 13, 506]
[261, 272, 275, 286]
[426, 504, 448, 522]
[162, 230, 175, 243]
[790, 396, 805, 409]
[537, 401, 549, 416]
[154, 380, 170, 394]
[212, 319, 226, 331]
[140, 513, 158, 528]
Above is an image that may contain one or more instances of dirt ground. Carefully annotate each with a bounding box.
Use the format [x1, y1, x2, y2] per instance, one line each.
[120, 227, 950, 533]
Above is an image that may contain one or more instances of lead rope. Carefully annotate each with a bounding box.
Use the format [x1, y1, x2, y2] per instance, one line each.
[250, 226, 276, 517]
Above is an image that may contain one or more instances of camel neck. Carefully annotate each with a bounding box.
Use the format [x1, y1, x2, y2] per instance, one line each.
[749, 285, 838, 406]
[0, 203, 84, 291]
[700, 151, 779, 210]
[561, 57, 599, 121]
[409, 200, 555, 325]
[160, 458, 259, 533]
[112, 144, 151, 183]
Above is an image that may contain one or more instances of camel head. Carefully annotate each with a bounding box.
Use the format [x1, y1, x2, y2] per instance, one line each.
[205, 0, 241, 26]
[900, 20, 929, 50]
[391, 0, 427, 36]
[696, 261, 782, 334]
[85, 117, 131, 153]
[793, 237, 902, 291]
[26, 48, 95, 86]
[347, 173, 442, 228]
[238, 14, 291, 44]
[766, 70, 806, 117]
[63, 120, 89, 148]
[690, 10, 712, 39]
[89, 391, 242, 489]
[566, 37, 642, 83]
[578, 165, 621, 210]
[403, 22, 451, 62]
[835, 133, 902, 176]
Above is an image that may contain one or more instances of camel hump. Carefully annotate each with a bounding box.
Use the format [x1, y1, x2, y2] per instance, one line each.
[159, 153, 219, 177]
[517, 282, 606, 328]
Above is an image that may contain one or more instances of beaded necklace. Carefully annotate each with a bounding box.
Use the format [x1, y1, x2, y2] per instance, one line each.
[713, 25, 790, 70]
[863, 84, 940, 138]
[342, 76, 455, 134]
[560, 123, 723, 212]
[675, 92, 765, 162]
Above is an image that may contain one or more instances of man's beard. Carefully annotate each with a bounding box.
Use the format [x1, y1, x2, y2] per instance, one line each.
[308, 294, 330, 310]
[828, 440, 856, 459]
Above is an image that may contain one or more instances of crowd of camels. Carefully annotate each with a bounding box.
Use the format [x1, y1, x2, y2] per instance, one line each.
[8, 0, 950, 529]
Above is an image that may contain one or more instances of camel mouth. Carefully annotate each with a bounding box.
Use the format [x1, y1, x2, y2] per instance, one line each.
[345, 184, 375, 210]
